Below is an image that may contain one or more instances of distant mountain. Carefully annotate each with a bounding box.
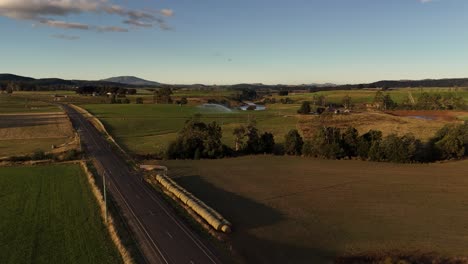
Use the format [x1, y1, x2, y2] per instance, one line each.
[0, 73, 35, 83]
[101, 76, 160, 86]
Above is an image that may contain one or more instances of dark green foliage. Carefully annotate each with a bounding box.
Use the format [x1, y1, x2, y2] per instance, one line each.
[378, 134, 421, 163]
[31, 150, 48, 160]
[284, 129, 304, 156]
[415, 92, 466, 110]
[357, 130, 383, 159]
[341, 127, 359, 158]
[233, 123, 276, 154]
[297, 101, 311, 114]
[244, 123, 261, 154]
[259, 132, 275, 154]
[373, 91, 397, 110]
[278, 90, 289, 96]
[280, 97, 293, 104]
[166, 120, 227, 159]
[135, 97, 144, 104]
[154, 87, 173, 104]
[307, 127, 345, 159]
[431, 124, 468, 160]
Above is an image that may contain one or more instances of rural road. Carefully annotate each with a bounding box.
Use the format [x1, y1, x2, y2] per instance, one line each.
[63, 105, 223, 264]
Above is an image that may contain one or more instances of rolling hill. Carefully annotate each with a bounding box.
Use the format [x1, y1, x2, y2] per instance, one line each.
[101, 76, 160, 86]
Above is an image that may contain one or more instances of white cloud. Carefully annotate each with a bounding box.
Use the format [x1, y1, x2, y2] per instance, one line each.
[0, 0, 173, 33]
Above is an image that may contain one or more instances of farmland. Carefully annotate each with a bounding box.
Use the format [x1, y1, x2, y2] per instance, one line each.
[0, 94, 60, 113]
[82, 104, 299, 155]
[0, 164, 121, 264]
[81, 102, 466, 156]
[162, 156, 468, 264]
[0, 112, 75, 157]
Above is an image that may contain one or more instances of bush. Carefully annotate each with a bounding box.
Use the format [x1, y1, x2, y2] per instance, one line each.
[136, 97, 144, 104]
[297, 101, 311, 114]
[284, 129, 304, 155]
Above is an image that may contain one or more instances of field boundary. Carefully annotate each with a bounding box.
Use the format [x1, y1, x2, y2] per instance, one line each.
[79, 160, 133, 264]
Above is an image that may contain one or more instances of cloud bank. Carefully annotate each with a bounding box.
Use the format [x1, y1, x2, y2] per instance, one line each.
[0, 0, 173, 33]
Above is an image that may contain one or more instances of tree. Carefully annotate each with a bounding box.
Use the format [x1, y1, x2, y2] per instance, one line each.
[312, 95, 326, 106]
[341, 127, 359, 158]
[259, 132, 275, 154]
[432, 124, 468, 160]
[284, 129, 304, 155]
[278, 90, 289, 96]
[373, 91, 396, 110]
[136, 97, 144, 104]
[166, 119, 227, 159]
[154, 87, 173, 104]
[244, 122, 261, 154]
[357, 130, 383, 160]
[297, 101, 311, 114]
[342, 95, 352, 109]
[180, 97, 188, 105]
[233, 126, 246, 152]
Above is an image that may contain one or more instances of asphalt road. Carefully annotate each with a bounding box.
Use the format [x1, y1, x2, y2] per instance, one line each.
[63, 105, 223, 264]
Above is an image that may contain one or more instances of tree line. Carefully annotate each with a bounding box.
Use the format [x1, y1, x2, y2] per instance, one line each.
[164, 117, 467, 163]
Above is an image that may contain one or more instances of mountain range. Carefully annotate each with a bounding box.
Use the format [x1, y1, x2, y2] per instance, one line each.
[101, 76, 160, 86]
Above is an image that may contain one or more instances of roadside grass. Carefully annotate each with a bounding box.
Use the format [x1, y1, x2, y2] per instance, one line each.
[0, 164, 122, 264]
[162, 156, 468, 264]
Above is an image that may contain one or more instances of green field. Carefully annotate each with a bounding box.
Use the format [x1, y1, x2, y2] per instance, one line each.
[277, 87, 468, 105]
[162, 156, 468, 263]
[0, 164, 121, 264]
[0, 94, 60, 113]
[83, 104, 299, 155]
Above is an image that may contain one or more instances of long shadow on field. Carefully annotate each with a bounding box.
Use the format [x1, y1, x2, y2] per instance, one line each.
[175, 175, 284, 230]
[0, 116, 59, 129]
[174, 175, 337, 263]
[232, 233, 336, 264]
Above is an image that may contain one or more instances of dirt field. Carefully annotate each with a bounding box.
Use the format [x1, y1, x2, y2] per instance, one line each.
[299, 111, 457, 141]
[162, 156, 468, 264]
[0, 113, 75, 157]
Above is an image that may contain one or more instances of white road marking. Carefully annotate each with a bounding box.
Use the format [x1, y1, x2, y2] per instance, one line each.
[166, 231, 174, 239]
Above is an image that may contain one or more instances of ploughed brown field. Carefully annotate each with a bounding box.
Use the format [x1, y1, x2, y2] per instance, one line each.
[162, 156, 468, 264]
[0, 113, 75, 157]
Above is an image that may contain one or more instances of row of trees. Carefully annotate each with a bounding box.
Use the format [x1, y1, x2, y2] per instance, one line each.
[76, 86, 137, 95]
[287, 124, 468, 163]
[166, 117, 467, 163]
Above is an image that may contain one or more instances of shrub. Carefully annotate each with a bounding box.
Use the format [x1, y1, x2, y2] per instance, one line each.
[136, 97, 144, 104]
[284, 129, 304, 155]
[297, 101, 311, 114]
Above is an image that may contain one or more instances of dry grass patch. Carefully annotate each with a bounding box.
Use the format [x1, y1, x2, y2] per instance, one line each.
[299, 111, 453, 141]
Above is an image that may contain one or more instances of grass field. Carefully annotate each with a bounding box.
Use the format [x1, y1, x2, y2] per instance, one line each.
[0, 113, 75, 157]
[82, 103, 464, 156]
[278, 87, 468, 105]
[161, 156, 468, 264]
[83, 104, 299, 155]
[0, 94, 60, 113]
[0, 164, 121, 264]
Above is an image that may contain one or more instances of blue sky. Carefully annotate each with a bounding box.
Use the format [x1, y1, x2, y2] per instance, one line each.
[1, 0, 467, 84]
